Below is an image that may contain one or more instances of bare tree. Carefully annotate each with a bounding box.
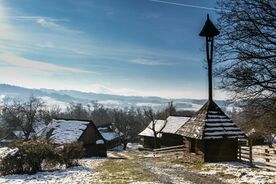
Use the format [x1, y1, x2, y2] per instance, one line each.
[143, 101, 177, 148]
[63, 103, 90, 120]
[144, 107, 167, 149]
[40, 104, 62, 124]
[112, 109, 130, 150]
[1, 97, 47, 140]
[215, 0, 276, 141]
[112, 107, 145, 149]
[90, 102, 113, 126]
[216, 0, 276, 101]
[237, 99, 276, 146]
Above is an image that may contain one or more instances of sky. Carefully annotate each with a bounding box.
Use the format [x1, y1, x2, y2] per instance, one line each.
[0, 0, 227, 99]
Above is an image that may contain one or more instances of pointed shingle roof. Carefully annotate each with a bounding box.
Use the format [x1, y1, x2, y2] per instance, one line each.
[176, 100, 246, 140]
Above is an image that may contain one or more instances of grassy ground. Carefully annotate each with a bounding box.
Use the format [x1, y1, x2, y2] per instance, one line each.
[92, 158, 161, 184]
[91, 149, 275, 184]
[147, 155, 226, 184]
[92, 151, 225, 184]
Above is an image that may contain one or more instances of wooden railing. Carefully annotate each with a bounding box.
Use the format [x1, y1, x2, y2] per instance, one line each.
[253, 146, 276, 171]
[238, 141, 276, 171]
[153, 145, 185, 156]
[238, 140, 253, 166]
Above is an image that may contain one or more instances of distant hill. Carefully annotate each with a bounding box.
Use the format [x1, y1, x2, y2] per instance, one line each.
[0, 84, 230, 111]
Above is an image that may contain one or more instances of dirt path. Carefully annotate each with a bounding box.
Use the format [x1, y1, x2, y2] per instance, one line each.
[142, 158, 225, 184]
[93, 151, 224, 184]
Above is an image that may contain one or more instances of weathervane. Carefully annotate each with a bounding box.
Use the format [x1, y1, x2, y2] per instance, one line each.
[199, 14, 220, 101]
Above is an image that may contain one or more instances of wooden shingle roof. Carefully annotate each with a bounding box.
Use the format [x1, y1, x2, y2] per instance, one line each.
[176, 100, 246, 140]
[138, 116, 190, 138]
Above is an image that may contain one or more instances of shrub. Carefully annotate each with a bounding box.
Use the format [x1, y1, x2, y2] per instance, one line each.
[0, 140, 59, 175]
[0, 150, 23, 175]
[0, 140, 84, 175]
[57, 142, 85, 167]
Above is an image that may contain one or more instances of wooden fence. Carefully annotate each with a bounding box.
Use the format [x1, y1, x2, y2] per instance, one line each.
[153, 145, 186, 156]
[253, 146, 276, 171]
[237, 140, 253, 166]
[238, 141, 276, 171]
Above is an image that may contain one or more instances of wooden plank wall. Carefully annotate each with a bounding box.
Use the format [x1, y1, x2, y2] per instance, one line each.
[238, 140, 253, 166]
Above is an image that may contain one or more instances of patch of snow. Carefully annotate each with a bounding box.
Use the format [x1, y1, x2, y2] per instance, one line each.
[208, 111, 219, 114]
[96, 139, 104, 144]
[206, 123, 235, 126]
[0, 147, 18, 159]
[205, 127, 241, 131]
[200, 162, 276, 184]
[12, 131, 25, 138]
[100, 132, 120, 141]
[0, 158, 106, 184]
[97, 127, 107, 131]
[138, 120, 165, 137]
[162, 116, 190, 134]
[139, 116, 190, 137]
[205, 131, 244, 135]
[207, 115, 227, 118]
[42, 119, 90, 144]
[206, 119, 232, 122]
[97, 124, 122, 141]
[228, 135, 246, 138]
[204, 136, 224, 139]
[126, 143, 142, 151]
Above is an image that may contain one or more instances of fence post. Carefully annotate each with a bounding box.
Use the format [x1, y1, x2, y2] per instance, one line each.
[249, 139, 253, 167]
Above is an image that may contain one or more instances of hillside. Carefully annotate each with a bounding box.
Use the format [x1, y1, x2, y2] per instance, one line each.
[0, 84, 231, 111]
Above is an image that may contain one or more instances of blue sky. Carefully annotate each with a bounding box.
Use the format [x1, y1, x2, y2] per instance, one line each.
[0, 0, 226, 99]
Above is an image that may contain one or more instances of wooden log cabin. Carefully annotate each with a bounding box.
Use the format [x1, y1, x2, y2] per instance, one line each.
[139, 116, 190, 149]
[96, 123, 123, 149]
[41, 119, 107, 157]
[176, 100, 246, 162]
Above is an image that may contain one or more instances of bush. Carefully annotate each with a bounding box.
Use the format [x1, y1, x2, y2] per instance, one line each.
[1, 140, 58, 175]
[0, 150, 23, 175]
[57, 142, 85, 167]
[0, 140, 85, 175]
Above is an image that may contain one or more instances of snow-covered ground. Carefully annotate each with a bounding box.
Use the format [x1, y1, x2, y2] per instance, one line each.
[0, 144, 274, 184]
[200, 162, 276, 184]
[0, 158, 105, 184]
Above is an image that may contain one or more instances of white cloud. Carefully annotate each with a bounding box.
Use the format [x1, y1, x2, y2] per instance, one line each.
[0, 53, 90, 73]
[129, 58, 172, 66]
[36, 18, 81, 34]
[0, 14, 78, 34]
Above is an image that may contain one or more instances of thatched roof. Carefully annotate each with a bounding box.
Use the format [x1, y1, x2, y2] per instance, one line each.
[176, 100, 246, 140]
